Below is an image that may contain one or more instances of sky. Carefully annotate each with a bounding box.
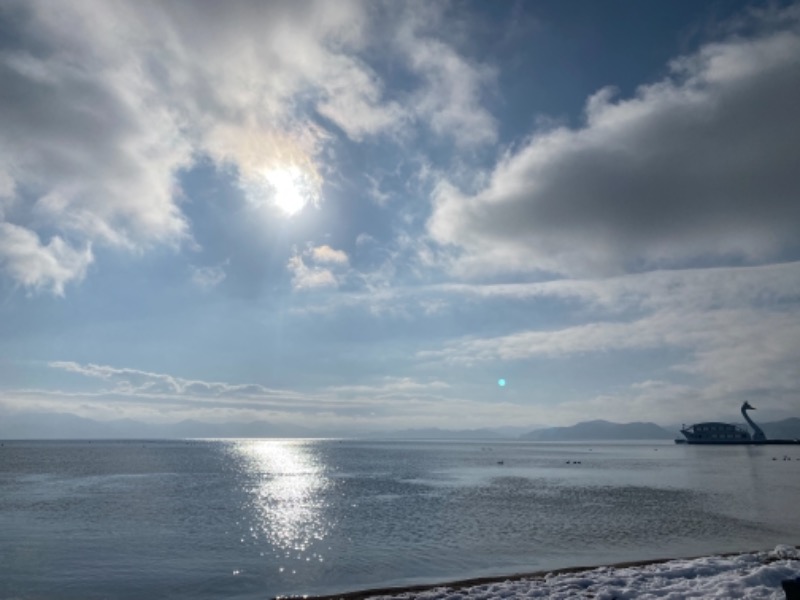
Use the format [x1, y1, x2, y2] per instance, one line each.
[1, 0, 800, 436]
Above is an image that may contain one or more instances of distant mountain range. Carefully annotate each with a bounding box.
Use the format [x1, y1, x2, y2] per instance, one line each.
[2, 411, 799, 441]
[762, 417, 800, 440]
[370, 427, 526, 440]
[521, 418, 800, 441]
[0, 412, 316, 440]
[0, 412, 542, 440]
[520, 420, 674, 441]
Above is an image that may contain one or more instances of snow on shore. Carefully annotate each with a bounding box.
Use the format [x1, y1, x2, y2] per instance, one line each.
[358, 546, 800, 599]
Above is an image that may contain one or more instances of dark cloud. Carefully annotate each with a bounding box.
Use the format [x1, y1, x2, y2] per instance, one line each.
[0, 2, 190, 291]
[429, 10, 800, 276]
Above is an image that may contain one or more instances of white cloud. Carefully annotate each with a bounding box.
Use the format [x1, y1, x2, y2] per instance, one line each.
[0, 3, 192, 248]
[38, 361, 516, 430]
[0, 2, 404, 292]
[432, 261, 800, 315]
[287, 254, 338, 291]
[311, 245, 349, 265]
[284, 260, 800, 327]
[0, 223, 93, 295]
[394, 4, 498, 148]
[363, 174, 391, 207]
[419, 317, 673, 364]
[356, 233, 376, 246]
[0, 2, 191, 293]
[287, 244, 350, 290]
[0, 1, 504, 294]
[326, 376, 450, 395]
[428, 10, 800, 276]
[190, 264, 227, 290]
[419, 300, 800, 417]
[315, 55, 406, 141]
[49, 361, 290, 399]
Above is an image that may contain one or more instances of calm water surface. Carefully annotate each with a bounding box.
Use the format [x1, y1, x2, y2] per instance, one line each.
[1, 439, 799, 599]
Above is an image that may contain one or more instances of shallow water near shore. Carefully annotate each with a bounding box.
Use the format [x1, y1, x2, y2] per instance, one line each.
[1, 439, 798, 599]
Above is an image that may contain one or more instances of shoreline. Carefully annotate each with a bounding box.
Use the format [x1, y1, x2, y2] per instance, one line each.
[289, 545, 800, 600]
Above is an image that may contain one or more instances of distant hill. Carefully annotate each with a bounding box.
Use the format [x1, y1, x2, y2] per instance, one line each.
[521, 420, 673, 441]
[3, 411, 797, 441]
[762, 417, 800, 440]
[0, 412, 315, 439]
[371, 427, 506, 440]
[0, 411, 548, 441]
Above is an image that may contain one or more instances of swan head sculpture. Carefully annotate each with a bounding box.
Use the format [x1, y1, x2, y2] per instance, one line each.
[741, 401, 766, 440]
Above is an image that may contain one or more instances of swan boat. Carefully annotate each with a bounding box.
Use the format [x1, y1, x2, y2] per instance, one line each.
[675, 402, 800, 445]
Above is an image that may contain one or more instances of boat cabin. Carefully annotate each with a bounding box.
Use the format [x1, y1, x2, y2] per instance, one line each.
[680, 422, 751, 442]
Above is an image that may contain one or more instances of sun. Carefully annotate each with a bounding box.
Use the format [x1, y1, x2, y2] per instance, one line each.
[261, 165, 314, 216]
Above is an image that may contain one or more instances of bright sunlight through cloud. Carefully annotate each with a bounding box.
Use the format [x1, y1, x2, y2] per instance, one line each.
[262, 166, 317, 216]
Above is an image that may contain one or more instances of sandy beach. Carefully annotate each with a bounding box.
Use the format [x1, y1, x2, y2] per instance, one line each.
[300, 545, 800, 600]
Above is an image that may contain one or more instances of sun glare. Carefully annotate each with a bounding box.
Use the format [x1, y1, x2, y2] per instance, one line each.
[262, 166, 313, 216]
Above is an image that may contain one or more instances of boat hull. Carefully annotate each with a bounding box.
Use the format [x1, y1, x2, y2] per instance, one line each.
[676, 403, 798, 445]
[674, 439, 800, 445]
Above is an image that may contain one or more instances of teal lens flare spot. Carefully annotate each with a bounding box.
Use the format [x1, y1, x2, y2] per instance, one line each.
[498, 379, 506, 387]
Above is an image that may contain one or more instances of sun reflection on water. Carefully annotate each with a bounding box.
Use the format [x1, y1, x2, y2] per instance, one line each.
[231, 440, 332, 565]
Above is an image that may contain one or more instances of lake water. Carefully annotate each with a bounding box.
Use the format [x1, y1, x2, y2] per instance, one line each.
[1, 439, 798, 599]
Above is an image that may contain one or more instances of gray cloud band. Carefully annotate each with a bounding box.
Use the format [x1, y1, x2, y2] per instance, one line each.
[429, 9, 800, 277]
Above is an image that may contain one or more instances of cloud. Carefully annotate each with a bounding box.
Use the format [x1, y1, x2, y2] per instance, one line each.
[549, 380, 698, 426]
[488, 268, 800, 347]
[432, 260, 800, 314]
[190, 264, 227, 290]
[0, 223, 93, 294]
[0, 0, 504, 294]
[0, 167, 14, 200]
[314, 55, 406, 141]
[287, 244, 350, 290]
[394, 4, 498, 148]
[275, 258, 800, 422]
[419, 317, 675, 364]
[419, 295, 800, 414]
[311, 245, 349, 265]
[356, 233, 376, 246]
[206, 125, 325, 212]
[38, 361, 505, 429]
[428, 9, 800, 276]
[326, 376, 450, 395]
[0, 2, 193, 293]
[49, 361, 290, 399]
[0, 4, 192, 247]
[0, 3, 396, 292]
[283, 259, 800, 327]
[288, 254, 338, 290]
